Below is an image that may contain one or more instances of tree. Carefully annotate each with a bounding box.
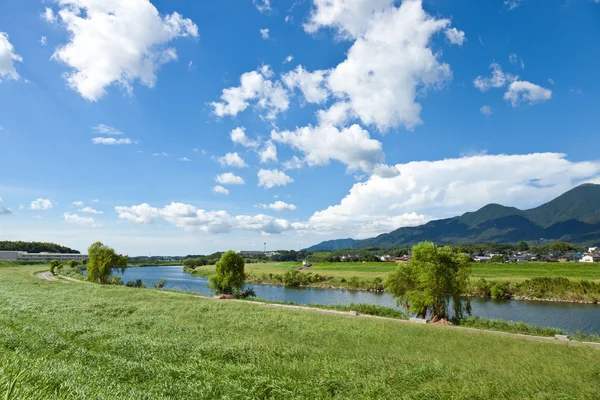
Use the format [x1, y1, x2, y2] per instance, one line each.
[81, 258, 88, 266]
[49, 260, 61, 275]
[67, 260, 80, 269]
[87, 242, 128, 284]
[209, 250, 245, 295]
[549, 242, 577, 253]
[518, 241, 529, 251]
[384, 242, 471, 322]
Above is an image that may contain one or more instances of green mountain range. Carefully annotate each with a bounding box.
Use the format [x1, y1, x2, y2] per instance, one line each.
[307, 184, 600, 251]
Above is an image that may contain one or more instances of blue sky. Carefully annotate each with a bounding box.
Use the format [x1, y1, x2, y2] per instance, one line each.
[0, 0, 599, 255]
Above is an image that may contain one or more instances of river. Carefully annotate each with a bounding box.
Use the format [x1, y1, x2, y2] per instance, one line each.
[113, 266, 600, 335]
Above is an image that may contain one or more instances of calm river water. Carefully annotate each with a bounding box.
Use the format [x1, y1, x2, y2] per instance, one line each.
[113, 266, 600, 335]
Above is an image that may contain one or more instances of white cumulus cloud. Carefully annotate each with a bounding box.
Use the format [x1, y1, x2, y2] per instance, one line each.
[78, 206, 103, 214]
[504, 81, 552, 107]
[30, 198, 54, 210]
[474, 62, 518, 92]
[445, 28, 466, 45]
[91, 137, 133, 145]
[0, 197, 12, 215]
[480, 105, 492, 116]
[253, 0, 271, 13]
[0, 32, 22, 82]
[260, 28, 270, 39]
[230, 127, 260, 148]
[64, 212, 99, 227]
[218, 152, 248, 168]
[272, 123, 384, 173]
[259, 141, 278, 164]
[282, 66, 330, 104]
[256, 201, 297, 211]
[305, 153, 600, 238]
[258, 169, 294, 189]
[211, 65, 289, 121]
[212, 185, 229, 195]
[215, 172, 245, 185]
[305, 0, 454, 131]
[92, 124, 123, 135]
[49, 0, 198, 101]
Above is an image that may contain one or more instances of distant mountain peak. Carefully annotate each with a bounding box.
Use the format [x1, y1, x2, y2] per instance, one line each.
[307, 184, 600, 251]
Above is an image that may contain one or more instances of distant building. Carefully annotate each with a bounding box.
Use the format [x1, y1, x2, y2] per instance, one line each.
[0, 251, 87, 262]
[580, 255, 600, 263]
[239, 251, 264, 256]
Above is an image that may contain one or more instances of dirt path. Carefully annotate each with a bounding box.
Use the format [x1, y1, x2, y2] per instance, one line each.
[36, 271, 58, 281]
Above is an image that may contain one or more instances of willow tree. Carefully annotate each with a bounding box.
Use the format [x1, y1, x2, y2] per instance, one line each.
[384, 242, 471, 322]
[209, 250, 245, 295]
[87, 242, 128, 284]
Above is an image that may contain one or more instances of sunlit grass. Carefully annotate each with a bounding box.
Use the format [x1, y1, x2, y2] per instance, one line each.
[1, 265, 600, 399]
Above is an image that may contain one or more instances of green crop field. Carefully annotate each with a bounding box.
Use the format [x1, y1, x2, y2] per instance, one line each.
[197, 261, 600, 282]
[1, 264, 600, 399]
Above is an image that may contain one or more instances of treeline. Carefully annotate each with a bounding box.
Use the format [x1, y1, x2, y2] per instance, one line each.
[0, 241, 79, 254]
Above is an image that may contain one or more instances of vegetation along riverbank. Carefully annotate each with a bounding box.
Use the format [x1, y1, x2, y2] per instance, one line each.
[2, 264, 600, 399]
[189, 261, 600, 303]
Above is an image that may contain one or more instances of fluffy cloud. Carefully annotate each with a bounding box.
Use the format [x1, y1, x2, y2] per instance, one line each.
[212, 185, 229, 195]
[218, 152, 248, 168]
[259, 141, 278, 164]
[42, 7, 57, 23]
[92, 124, 123, 135]
[64, 212, 99, 227]
[30, 198, 54, 210]
[230, 127, 260, 148]
[71, 201, 83, 207]
[260, 28, 270, 39]
[178, 157, 191, 162]
[504, 81, 552, 106]
[306, 153, 600, 238]
[272, 123, 384, 173]
[480, 105, 492, 116]
[91, 137, 133, 145]
[306, 0, 454, 131]
[0, 32, 22, 82]
[282, 66, 330, 104]
[41, 36, 48, 46]
[79, 206, 103, 214]
[48, 0, 198, 101]
[445, 28, 466, 46]
[257, 169, 294, 189]
[0, 197, 12, 215]
[504, 0, 523, 10]
[211, 66, 289, 120]
[474, 62, 518, 92]
[282, 156, 305, 170]
[115, 202, 295, 235]
[215, 172, 245, 185]
[256, 201, 297, 211]
[253, 0, 271, 13]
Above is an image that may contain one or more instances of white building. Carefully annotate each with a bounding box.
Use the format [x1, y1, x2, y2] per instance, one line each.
[580, 255, 600, 263]
[0, 251, 87, 262]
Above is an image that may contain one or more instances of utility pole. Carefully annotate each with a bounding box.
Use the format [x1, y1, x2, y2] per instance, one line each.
[264, 242, 266, 253]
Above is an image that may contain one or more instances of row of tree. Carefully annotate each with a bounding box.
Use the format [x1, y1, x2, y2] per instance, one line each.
[0, 241, 79, 254]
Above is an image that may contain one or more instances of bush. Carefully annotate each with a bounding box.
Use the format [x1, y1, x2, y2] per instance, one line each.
[347, 276, 360, 289]
[490, 281, 511, 299]
[49, 260, 61, 275]
[126, 279, 145, 288]
[471, 278, 491, 297]
[236, 288, 257, 298]
[152, 279, 167, 289]
[110, 276, 124, 286]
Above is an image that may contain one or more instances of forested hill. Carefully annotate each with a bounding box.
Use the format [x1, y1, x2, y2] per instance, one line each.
[0, 241, 80, 254]
[307, 184, 600, 251]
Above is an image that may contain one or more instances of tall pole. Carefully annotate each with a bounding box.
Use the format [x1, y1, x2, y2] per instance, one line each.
[264, 242, 266, 253]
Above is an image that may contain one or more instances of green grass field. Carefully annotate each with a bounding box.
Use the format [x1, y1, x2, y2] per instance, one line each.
[197, 261, 600, 282]
[2, 265, 600, 398]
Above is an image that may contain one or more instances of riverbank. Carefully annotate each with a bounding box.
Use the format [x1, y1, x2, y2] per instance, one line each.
[190, 265, 600, 304]
[2, 265, 600, 398]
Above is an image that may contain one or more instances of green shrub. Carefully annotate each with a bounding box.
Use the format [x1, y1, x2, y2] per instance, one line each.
[110, 276, 124, 286]
[347, 276, 360, 289]
[152, 279, 167, 289]
[490, 281, 511, 299]
[471, 278, 491, 297]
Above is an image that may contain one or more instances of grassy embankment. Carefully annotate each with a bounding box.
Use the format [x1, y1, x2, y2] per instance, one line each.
[192, 261, 600, 302]
[1, 264, 600, 399]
